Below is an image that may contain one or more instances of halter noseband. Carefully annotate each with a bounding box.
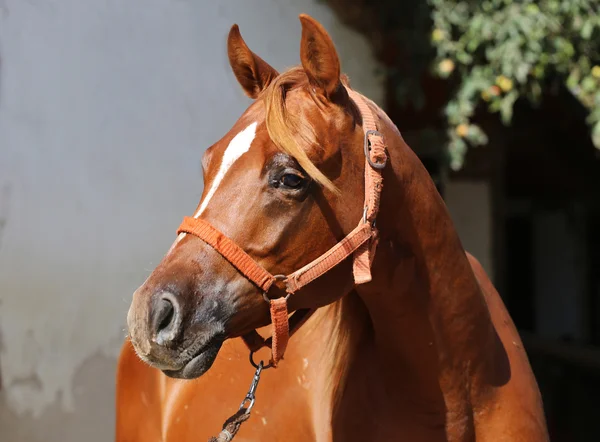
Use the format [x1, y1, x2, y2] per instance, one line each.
[176, 88, 387, 367]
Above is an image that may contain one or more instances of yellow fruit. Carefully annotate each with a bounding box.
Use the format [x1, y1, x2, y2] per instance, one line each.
[481, 90, 491, 101]
[456, 124, 469, 137]
[496, 75, 513, 92]
[439, 59, 455, 74]
[592, 66, 600, 79]
[432, 29, 445, 42]
[489, 85, 501, 96]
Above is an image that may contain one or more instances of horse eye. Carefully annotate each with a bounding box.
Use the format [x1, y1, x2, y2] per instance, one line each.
[280, 173, 304, 189]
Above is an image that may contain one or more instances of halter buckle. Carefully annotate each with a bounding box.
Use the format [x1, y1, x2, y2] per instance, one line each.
[364, 129, 387, 170]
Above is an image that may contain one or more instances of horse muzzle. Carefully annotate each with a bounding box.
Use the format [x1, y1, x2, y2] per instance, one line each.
[126, 287, 225, 379]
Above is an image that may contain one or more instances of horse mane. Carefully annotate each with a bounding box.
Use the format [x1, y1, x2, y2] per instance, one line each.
[305, 291, 369, 421]
[263, 66, 352, 194]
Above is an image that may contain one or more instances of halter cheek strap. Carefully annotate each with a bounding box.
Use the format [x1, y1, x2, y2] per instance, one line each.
[176, 88, 387, 367]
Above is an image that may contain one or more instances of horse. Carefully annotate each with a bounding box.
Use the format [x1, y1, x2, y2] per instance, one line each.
[117, 14, 550, 442]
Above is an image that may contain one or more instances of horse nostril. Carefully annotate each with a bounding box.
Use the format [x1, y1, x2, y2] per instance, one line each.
[157, 299, 174, 331]
[151, 292, 181, 345]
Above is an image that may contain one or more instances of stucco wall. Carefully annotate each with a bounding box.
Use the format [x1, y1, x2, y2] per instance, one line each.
[0, 1, 383, 440]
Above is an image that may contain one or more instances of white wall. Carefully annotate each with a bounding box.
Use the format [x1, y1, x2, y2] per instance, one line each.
[0, 1, 383, 440]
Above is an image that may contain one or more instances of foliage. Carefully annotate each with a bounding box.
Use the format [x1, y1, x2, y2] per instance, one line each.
[429, 0, 600, 169]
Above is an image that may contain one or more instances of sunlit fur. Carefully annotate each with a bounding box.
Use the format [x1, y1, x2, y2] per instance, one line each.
[322, 294, 369, 415]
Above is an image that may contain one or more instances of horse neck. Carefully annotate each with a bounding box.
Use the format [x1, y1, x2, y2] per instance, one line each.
[354, 120, 498, 408]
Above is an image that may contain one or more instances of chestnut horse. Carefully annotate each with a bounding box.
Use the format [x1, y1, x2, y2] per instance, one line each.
[118, 14, 549, 442]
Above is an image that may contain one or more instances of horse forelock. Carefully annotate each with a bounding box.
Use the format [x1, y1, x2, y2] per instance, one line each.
[262, 66, 354, 195]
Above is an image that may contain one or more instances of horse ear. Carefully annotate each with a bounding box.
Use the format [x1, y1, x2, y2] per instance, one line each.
[299, 14, 342, 98]
[227, 24, 279, 98]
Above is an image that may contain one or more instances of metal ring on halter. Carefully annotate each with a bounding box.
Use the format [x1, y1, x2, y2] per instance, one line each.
[250, 351, 273, 370]
[262, 291, 291, 303]
[261, 274, 289, 303]
[364, 129, 387, 170]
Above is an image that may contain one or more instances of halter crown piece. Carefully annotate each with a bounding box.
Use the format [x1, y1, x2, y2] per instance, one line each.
[176, 88, 387, 368]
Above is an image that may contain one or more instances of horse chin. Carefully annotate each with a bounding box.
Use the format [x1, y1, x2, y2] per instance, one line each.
[162, 336, 224, 380]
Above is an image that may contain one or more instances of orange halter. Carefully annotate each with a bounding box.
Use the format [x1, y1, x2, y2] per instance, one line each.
[176, 88, 387, 368]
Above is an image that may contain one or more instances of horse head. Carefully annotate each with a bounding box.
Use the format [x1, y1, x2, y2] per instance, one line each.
[126, 14, 383, 379]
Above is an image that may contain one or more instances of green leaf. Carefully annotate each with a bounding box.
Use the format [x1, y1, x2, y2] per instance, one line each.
[456, 51, 473, 64]
[581, 19, 594, 40]
[567, 68, 581, 90]
[516, 63, 530, 83]
[466, 124, 489, 146]
[500, 90, 519, 125]
[592, 121, 600, 149]
[582, 76, 596, 93]
[489, 98, 503, 113]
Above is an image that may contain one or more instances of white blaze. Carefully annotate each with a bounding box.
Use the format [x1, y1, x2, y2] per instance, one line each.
[194, 121, 257, 217]
[170, 121, 257, 249]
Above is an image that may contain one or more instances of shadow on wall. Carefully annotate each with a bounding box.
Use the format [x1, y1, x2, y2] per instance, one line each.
[0, 353, 117, 442]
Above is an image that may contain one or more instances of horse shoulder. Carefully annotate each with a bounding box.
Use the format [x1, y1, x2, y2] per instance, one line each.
[465, 251, 549, 441]
[465, 251, 519, 340]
